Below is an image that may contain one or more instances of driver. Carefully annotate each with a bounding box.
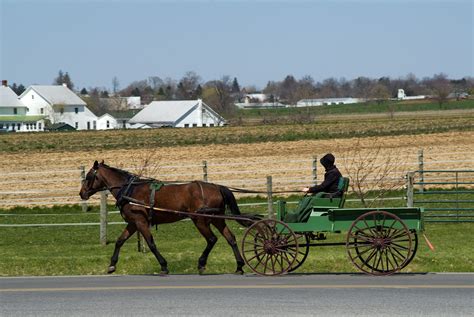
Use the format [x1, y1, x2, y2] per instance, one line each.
[302, 153, 342, 197]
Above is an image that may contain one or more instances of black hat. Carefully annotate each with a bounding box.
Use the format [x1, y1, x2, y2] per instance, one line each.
[320, 153, 335, 169]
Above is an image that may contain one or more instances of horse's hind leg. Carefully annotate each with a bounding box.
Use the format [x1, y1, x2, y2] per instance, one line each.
[193, 219, 218, 274]
[212, 219, 245, 274]
[108, 222, 137, 274]
[135, 220, 169, 275]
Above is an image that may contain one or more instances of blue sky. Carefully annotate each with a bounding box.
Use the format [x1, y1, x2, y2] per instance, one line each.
[1, 0, 472, 91]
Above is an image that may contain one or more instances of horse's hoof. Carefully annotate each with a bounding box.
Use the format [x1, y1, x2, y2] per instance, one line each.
[198, 267, 206, 275]
[107, 266, 116, 274]
[160, 268, 169, 275]
[235, 269, 244, 275]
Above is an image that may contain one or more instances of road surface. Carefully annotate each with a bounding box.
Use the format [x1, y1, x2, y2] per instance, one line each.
[1, 273, 473, 316]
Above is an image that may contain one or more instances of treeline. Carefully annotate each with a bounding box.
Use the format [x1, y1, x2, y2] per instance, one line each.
[9, 71, 474, 117]
[115, 72, 473, 113]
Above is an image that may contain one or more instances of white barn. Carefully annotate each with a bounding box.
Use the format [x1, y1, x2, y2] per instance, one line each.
[129, 99, 225, 128]
[0, 80, 45, 132]
[19, 84, 101, 130]
[297, 98, 362, 107]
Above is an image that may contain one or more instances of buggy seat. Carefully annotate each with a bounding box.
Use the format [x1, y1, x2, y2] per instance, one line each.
[284, 177, 350, 223]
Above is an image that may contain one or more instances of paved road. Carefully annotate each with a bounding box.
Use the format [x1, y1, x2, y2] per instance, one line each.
[1, 273, 473, 316]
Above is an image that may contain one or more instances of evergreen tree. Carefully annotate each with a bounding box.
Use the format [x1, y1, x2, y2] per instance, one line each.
[53, 70, 64, 85]
[62, 72, 74, 90]
[195, 84, 203, 98]
[232, 77, 240, 93]
[17, 84, 26, 95]
[53, 70, 74, 90]
[80, 88, 88, 95]
[11, 83, 18, 94]
[131, 87, 140, 97]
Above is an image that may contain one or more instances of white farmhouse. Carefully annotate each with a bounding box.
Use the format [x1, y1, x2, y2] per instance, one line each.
[129, 99, 225, 128]
[0, 80, 45, 132]
[19, 84, 99, 130]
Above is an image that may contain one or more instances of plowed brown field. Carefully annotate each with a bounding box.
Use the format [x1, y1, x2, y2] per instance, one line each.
[1, 131, 473, 207]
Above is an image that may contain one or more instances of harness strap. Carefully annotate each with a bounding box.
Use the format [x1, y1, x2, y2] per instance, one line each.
[116, 176, 136, 209]
[194, 181, 207, 209]
[148, 182, 164, 224]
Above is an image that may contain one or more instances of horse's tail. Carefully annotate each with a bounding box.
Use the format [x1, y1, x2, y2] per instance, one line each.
[219, 185, 260, 227]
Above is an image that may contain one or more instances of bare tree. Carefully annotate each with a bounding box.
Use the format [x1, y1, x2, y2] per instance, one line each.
[342, 138, 407, 208]
[430, 73, 452, 108]
[370, 83, 391, 105]
[203, 76, 236, 116]
[120, 149, 162, 179]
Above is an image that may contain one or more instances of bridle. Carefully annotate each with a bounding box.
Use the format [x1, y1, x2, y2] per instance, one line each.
[83, 168, 107, 195]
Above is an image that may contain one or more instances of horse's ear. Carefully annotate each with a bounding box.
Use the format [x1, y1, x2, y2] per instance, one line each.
[100, 160, 105, 164]
[93, 160, 99, 169]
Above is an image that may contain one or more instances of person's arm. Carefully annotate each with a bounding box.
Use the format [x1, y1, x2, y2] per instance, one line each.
[307, 172, 339, 193]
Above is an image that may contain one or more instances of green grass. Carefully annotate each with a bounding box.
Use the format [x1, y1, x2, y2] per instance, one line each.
[1, 191, 472, 276]
[236, 99, 474, 118]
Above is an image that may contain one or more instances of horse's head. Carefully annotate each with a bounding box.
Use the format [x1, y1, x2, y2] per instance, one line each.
[79, 160, 107, 200]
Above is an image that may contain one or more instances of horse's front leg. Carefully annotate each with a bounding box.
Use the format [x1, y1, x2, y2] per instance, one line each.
[108, 222, 137, 274]
[135, 219, 169, 275]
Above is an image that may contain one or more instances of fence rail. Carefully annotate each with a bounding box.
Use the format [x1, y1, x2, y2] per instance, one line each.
[407, 169, 474, 222]
[1, 148, 470, 207]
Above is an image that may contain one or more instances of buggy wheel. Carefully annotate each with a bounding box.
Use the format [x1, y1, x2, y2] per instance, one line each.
[288, 233, 310, 273]
[241, 219, 298, 276]
[346, 211, 413, 276]
[401, 231, 418, 269]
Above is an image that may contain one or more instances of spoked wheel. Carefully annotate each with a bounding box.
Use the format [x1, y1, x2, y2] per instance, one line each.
[241, 219, 299, 276]
[346, 211, 413, 276]
[401, 231, 418, 270]
[288, 233, 310, 273]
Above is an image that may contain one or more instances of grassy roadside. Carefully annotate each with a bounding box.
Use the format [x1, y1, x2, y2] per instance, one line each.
[1, 193, 472, 276]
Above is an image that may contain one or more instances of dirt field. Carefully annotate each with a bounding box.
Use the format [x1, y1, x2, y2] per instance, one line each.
[1, 131, 473, 207]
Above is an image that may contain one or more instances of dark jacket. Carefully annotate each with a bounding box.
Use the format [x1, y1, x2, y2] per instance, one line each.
[308, 154, 342, 195]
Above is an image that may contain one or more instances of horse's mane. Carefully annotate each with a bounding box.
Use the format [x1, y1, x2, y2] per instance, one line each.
[100, 163, 157, 183]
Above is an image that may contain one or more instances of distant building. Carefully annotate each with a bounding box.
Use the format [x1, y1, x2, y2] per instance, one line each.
[108, 109, 141, 129]
[19, 84, 100, 130]
[235, 102, 287, 109]
[296, 98, 362, 107]
[397, 89, 426, 100]
[243, 93, 267, 103]
[97, 113, 118, 130]
[0, 80, 45, 132]
[129, 99, 225, 128]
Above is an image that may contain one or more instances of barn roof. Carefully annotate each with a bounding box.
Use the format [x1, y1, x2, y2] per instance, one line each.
[0, 86, 27, 108]
[21, 85, 86, 106]
[129, 99, 225, 125]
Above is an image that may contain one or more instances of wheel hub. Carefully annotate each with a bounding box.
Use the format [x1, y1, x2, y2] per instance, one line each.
[263, 240, 278, 255]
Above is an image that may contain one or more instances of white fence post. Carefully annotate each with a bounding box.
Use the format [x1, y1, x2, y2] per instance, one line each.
[267, 175, 273, 219]
[312, 156, 318, 186]
[80, 166, 88, 212]
[100, 191, 108, 246]
[202, 160, 208, 182]
[418, 149, 424, 192]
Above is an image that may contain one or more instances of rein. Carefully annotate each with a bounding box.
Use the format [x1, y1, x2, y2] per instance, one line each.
[123, 196, 257, 223]
[225, 186, 303, 194]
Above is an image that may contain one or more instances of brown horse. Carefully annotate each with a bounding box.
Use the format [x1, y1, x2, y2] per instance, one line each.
[79, 160, 254, 275]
